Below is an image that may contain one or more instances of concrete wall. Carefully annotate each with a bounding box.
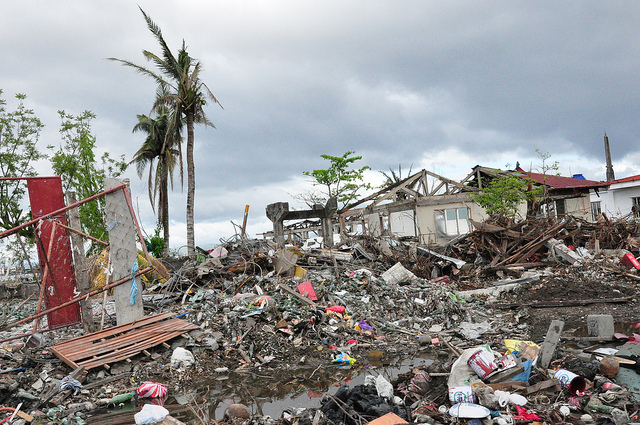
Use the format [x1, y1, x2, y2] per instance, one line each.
[414, 199, 494, 245]
[590, 183, 640, 219]
[562, 195, 591, 220]
[362, 193, 592, 245]
[389, 210, 416, 237]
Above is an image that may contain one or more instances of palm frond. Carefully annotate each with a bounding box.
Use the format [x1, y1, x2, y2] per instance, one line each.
[138, 7, 179, 77]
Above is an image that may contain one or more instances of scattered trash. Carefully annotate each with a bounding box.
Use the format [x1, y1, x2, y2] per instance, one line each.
[1, 212, 640, 424]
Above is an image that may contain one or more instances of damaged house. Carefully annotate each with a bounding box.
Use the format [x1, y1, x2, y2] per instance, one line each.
[337, 166, 605, 246]
[590, 174, 640, 220]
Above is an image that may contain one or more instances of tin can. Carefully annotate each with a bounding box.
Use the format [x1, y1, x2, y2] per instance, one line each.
[468, 349, 498, 379]
[554, 369, 586, 396]
[494, 354, 517, 370]
[448, 386, 475, 404]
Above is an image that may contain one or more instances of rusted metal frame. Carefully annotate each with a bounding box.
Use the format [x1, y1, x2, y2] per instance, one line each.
[0, 184, 127, 240]
[57, 222, 109, 247]
[33, 220, 75, 316]
[0, 266, 152, 332]
[32, 221, 60, 334]
[54, 312, 174, 350]
[59, 318, 186, 360]
[0, 326, 64, 345]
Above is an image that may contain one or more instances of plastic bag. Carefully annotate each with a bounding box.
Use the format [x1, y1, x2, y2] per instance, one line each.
[134, 404, 169, 424]
[171, 347, 195, 368]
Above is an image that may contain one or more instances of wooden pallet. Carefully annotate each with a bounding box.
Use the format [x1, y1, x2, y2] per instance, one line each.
[50, 312, 199, 370]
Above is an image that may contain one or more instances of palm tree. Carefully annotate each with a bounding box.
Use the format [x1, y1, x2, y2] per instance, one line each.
[110, 7, 222, 257]
[130, 102, 182, 257]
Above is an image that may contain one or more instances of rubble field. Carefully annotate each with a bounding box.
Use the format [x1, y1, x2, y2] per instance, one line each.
[2, 215, 640, 425]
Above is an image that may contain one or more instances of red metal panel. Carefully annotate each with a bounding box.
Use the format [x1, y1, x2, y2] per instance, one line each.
[26, 177, 81, 329]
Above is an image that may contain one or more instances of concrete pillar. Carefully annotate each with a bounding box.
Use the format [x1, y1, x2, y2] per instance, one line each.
[104, 178, 144, 326]
[321, 198, 337, 247]
[266, 202, 288, 248]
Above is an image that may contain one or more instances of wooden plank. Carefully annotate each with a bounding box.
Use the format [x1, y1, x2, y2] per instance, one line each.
[59, 319, 194, 361]
[525, 378, 561, 395]
[49, 346, 80, 369]
[53, 312, 173, 350]
[51, 314, 198, 370]
[487, 296, 632, 309]
[78, 328, 195, 367]
[78, 330, 188, 369]
[60, 323, 198, 367]
[538, 320, 564, 369]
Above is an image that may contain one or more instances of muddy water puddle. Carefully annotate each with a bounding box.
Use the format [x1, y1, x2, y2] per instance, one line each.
[197, 355, 434, 419]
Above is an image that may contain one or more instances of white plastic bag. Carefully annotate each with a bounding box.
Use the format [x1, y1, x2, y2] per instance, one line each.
[171, 347, 195, 368]
[374, 375, 394, 399]
[134, 404, 169, 424]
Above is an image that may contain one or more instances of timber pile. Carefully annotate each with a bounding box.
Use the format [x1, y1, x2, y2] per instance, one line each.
[445, 214, 640, 273]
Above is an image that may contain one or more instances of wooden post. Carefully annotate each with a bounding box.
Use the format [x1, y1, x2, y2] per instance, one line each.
[104, 179, 144, 326]
[66, 191, 97, 333]
[241, 205, 249, 239]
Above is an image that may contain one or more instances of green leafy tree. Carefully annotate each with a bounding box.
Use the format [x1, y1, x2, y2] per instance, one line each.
[0, 91, 46, 235]
[144, 223, 165, 259]
[109, 8, 222, 258]
[48, 110, 127, 250]
[131, 99, 182, 257]
[472, 175, 529, 217]
[302, 151, 371, 209]
[0, 91, 46, 273]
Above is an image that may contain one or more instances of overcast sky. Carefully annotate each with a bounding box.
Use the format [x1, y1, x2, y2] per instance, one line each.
[2, 1, 640, 250]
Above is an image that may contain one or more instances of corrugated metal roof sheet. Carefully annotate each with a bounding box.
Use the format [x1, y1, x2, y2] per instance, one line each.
[515, 167, 606, 189]
[611, 174, 640, 184]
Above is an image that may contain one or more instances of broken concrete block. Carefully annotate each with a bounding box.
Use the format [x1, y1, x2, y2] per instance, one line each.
[381, 262, 416, 285]
[587, 314, 615, 339]
[274, 248, 298, 276]
[545, 238, 582, 266]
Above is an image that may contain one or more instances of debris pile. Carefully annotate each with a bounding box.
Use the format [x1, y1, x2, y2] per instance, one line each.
[1, 215, 640, 424]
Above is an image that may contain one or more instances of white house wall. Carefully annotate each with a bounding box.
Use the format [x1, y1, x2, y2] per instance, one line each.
[414, 200, 511, 245]
[389, 210, 416, 237]
[591, 184, 640, 218]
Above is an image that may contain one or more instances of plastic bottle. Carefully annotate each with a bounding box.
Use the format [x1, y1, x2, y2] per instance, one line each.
[107, 392, 134, 406]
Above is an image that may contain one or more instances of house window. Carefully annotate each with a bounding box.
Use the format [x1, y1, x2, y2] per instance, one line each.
[435, 207, 471, 237]
[591, 201, 601, 221]
[632, 197, 640, 218]
[555, 199, 566, 217]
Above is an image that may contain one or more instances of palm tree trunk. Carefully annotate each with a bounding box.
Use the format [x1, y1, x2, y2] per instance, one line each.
[186, 111, 196, 258]
[161, 170, 170, 257]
